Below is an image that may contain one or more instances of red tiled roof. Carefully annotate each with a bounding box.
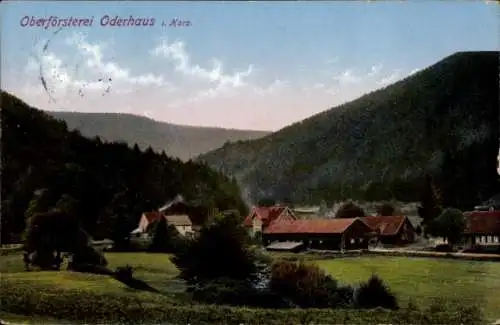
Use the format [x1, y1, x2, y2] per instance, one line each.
[243, 206, 287, 227]
[142, 212, 164, 223]
[263, 218, 359, 235]
[463, 211, 500, 234]
[361, 216, 408, 236]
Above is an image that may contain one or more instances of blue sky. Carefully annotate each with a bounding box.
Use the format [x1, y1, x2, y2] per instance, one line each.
[1, 1, 498, 132]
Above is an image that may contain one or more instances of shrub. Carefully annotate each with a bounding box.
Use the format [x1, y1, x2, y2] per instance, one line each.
[191, 278, 290, 308]
[115, 265, 134, 281]
[69, 245, 108, 270]
[335, 202, 366, 219]
[355, 274, 398, 310]
[269, 260, 354, 308]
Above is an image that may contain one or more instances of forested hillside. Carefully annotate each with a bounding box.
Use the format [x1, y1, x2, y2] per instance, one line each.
[1, 91, 248, 244]
[199, 51, 500, 209]
[48, 111, 269, 161]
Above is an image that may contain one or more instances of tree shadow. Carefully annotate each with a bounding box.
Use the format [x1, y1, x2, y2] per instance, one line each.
[68, 264, 161, 294]
[112, 275, 161, 293]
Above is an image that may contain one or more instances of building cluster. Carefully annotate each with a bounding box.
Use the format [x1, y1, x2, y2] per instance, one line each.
[243, 206, 417, 251]
[243, 205, 500, 252]
[130, 197, 500, 253]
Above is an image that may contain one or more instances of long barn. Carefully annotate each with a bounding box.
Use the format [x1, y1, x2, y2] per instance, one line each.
[262, 218, 374, 251]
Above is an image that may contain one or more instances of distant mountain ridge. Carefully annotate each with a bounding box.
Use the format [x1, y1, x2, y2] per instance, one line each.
[47, 111, 270, 161]
[198, 51, 500, 209]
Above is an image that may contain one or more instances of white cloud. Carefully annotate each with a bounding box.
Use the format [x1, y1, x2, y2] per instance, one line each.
[377, 70, 402, 86]
[20, 32, 176, 104]
[66, 33, 169, 88]
[409, 68, 420, 75]
[333, 69, 360, 84]
[151, 38, 254, 101]
[255, 79, 289, 95]
[367, 64, 383, 77]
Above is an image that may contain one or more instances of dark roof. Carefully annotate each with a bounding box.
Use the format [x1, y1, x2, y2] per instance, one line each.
[362, 216, 411, 236]
[263, 218, 362, 235]
[243, 206, 289, 227]
[463, 211, 500, 234]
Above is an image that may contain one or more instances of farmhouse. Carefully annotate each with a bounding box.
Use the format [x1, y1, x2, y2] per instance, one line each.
[262, 218, 374, 251]
[164, 214, 193, 236]
[133, 211, 195, 237]
[463, 210, 500, 245]
[136, 211, 164, 233]
[362, 215, 417, 246]
[243, 205, 297, 236]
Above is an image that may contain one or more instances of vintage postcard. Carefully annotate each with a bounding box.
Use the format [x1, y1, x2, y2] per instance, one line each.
[1, 1, 499, 324]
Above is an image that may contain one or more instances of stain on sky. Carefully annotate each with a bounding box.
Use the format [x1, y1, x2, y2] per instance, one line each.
[31, 28, 114, 104]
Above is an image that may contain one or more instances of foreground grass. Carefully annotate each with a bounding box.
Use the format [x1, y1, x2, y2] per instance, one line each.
[316, 256, 500, 321]
[0, 252, 496, 323]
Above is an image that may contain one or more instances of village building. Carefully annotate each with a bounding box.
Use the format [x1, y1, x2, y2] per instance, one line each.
[362, 215, 417, 246]
[164, 214, 193, 236]
[243, 205, 297, 236]
[132, 210, 196, 237]
[262, 218, 375, 251]
[136, 211, 164, 234]
[463, 210, 500, 245]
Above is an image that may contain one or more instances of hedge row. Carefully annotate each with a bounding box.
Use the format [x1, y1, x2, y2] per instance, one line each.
[0, 281, 484, 324]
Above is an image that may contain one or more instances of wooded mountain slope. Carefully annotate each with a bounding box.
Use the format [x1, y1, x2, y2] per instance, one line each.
[47, 111, 269, 161]
[1, 91, 248, 244]
[199, 51, 500, 209]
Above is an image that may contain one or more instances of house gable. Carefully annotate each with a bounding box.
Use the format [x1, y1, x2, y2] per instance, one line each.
[244, 209, 259, 227]
[362, 215, 409, 237]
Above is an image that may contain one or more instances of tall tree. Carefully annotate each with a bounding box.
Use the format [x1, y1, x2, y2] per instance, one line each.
[417, 174, 443, 227]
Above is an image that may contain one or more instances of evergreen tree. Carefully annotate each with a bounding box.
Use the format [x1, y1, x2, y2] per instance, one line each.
[417, 174, 442, 227]
[149, 217, 179, 253]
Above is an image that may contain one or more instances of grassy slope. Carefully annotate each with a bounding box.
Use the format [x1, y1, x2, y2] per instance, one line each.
[198, 51, 500, 203]
[1, 252, 499, 321]
[48, 111, 270, 161]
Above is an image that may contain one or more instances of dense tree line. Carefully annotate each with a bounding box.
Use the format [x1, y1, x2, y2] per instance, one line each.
[1, 91, 248, 245]
[199, 52, 499, 210]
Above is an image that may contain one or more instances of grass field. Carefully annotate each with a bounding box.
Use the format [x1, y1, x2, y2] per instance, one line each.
[1, 252, 499, 323]
[316, 256, 500, 321]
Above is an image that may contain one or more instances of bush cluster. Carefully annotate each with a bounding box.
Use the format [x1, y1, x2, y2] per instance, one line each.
[269, 260, 354, 308]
